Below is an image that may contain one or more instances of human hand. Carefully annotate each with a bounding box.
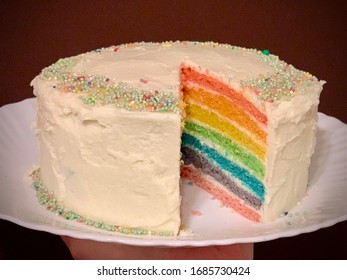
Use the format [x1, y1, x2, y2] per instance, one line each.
[61, 236, 253, 260]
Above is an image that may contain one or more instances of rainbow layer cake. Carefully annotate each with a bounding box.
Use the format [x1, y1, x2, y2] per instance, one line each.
[31, 41, 324, 236]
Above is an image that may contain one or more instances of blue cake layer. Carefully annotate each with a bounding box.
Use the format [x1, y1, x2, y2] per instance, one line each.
[182, 132, 265, 201]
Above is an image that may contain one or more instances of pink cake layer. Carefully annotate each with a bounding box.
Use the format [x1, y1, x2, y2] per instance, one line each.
[181, 165, 261, 222]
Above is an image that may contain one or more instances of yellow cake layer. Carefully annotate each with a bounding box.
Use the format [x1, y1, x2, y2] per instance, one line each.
[185, 103, 266, 161]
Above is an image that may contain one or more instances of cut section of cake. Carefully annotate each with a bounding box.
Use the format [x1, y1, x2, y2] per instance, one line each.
[31, 41, 324, 235]
[180, 63, 322, 223]
[181, 65, 266, 222]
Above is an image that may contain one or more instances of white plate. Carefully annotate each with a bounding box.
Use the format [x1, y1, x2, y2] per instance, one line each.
[1, 98, 347, 247]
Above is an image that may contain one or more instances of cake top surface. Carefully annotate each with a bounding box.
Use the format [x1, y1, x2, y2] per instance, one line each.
[37, 41, 318, 113]
[72, 42, 273, 89]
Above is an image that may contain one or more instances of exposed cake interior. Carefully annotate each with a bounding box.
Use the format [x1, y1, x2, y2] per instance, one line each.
[180, 65, 267, 222]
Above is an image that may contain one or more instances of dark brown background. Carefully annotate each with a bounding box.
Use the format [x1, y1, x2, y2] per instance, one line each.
[1, 1, 346, 259]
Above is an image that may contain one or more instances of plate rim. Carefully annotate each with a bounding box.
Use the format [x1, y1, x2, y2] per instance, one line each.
[1, 211, 347, 247]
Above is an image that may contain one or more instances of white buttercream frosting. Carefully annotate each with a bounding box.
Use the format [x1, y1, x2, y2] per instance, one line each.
[263, 80, 324, 221]
[32, 79, 181, 234]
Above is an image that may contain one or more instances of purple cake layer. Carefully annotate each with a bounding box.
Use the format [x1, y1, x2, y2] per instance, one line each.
[181, 146, 262, 210]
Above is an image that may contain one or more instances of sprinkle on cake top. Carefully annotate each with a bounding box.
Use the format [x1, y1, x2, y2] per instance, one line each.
[40, 56, 180, 113]
[39, 41, 316, 113]
[241, 50, 314, 102]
